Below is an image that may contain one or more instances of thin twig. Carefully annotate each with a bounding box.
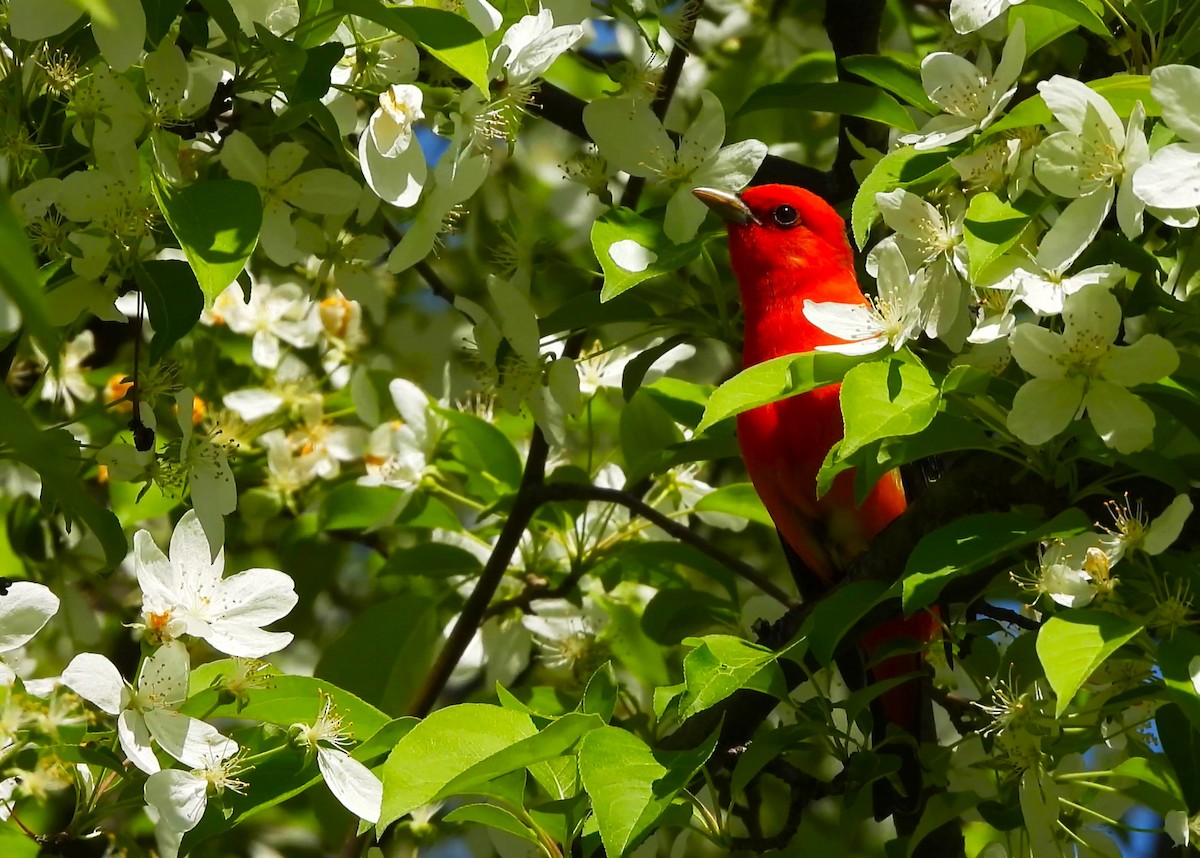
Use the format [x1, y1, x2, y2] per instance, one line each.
[538, 482, 799, 608]
[972, 601, 1040, 632]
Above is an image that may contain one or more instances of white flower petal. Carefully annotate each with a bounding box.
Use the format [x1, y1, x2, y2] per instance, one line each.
[1100, 334, 1178, 388]
[119, 709, 160, 774]
[145, 709, 238, 769]
[1132, 143, 1200, 209]
[1038, 76, 1124, 144]
[91, 0, 147, 72]
[223, 388, 286, 421]
[1166, 809, 1190, 848]
[1035, 188, 1113, 273]
[1144, 495, 1193, 555]
[202, 623, 293, 658]
[317, 747, 383, 823]
[170, 510, 225, 591]
[1151, 64, 1200, 143]
[214, 568, 298, 627]
[1007, 377, 1085, 445]
[1084, 381, 1155, 453]
[1009, 324, 1069, 379]
[0, 581, 59, 653]
[802, 300, 883, 342]
[389, 378, 431, 442]
[138, 641, 190, 707]
[359, 131, 427, 209]
[144, 769, 208, 833]
[61, 653, 124, 715]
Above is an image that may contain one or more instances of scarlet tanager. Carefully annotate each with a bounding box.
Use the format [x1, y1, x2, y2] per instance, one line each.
[694, 184, 939, 799]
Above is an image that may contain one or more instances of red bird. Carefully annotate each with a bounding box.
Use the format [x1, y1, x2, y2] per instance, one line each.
[694, 184, 938, 790]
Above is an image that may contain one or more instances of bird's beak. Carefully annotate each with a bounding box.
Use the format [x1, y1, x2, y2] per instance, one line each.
[692, 187, 758, 225]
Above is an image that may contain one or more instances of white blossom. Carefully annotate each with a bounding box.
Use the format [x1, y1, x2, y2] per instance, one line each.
[490, 9, 585, 87]
[901, 21, 1025, 149]
[1006, 283, 1178, 453]
[584, 91, 767, 243]
[1133, 65, 1200, 211]
[358, 84, 428, 209]
[214, 278, 321, 369]
[36, 331, 96, 416]
[61, 642, 236, 774]
[0, 582, 59, 686]
[291, 695, 382, 823]
[143, 747, 246, 847]
[803, 241, 925, 354]
[136, 509, 297, 657]
[221, 132, 361, 266]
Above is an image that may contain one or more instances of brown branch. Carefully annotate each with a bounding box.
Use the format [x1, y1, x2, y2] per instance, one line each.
[972, 601, 1039, 632]
[537, 482, 800, 608]
[409, 431, 550, 716]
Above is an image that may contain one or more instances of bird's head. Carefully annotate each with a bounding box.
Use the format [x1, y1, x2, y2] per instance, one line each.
[693, 184, 855, 299]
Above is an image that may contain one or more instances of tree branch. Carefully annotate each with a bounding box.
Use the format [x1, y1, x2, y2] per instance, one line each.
[537, 482, 800, 607]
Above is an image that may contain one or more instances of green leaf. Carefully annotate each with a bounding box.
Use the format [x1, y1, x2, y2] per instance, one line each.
[736, 82, 918, 132]
[693, 483, 773, 528]
[0, 189, 57, 354]
[907, 792, 982, 857]
[438, 407, 523, 489]
[697, 351, 871, 432]
[314, 594, 440, 715]
[678, 634, 786, 718]
[851, 146, 952, 248]
[331, 0, 489, 90]
[838, 355, 940, 460]
[1157, 704, 1200, 811]
[841, 55, 935, 112]
[849, 411, 992, 505]
[183, 661, 391, 736]
[963, 192, 1041, 281]
[1109, 756, 1186, 814]
[1036, 609, 1143, 717]
[443, 804, 541, 843]
[579, 727, 709, 857]
[580, 662, 618, 721]
[1022, 0, 1110, 37]
[438, 712, 605, 798]
[319, 483, 409, 530]
[295, 0, 342, 46]
[620, 333, 693, 400]
[293, 41, 346, 103]
[133, 259, 205, 363]
[1158, 631, 1200, 732]
[379, 704, 537, 827]
[902, 508, 1091, 612]
[591, 207, 709, 302]
[379, 543, 484, 579]
[620, 389, 683, 482]
[803, 579, 890, 665]
[153, 178, 262, 307]
[0, 390, 126, 572]
[641, 589, 740, 645]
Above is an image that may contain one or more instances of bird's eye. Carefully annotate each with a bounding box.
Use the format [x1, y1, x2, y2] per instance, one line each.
[772, 204, 799, 228]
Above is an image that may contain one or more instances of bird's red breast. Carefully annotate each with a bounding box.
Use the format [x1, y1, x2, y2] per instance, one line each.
[719, 185, 907, 585]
